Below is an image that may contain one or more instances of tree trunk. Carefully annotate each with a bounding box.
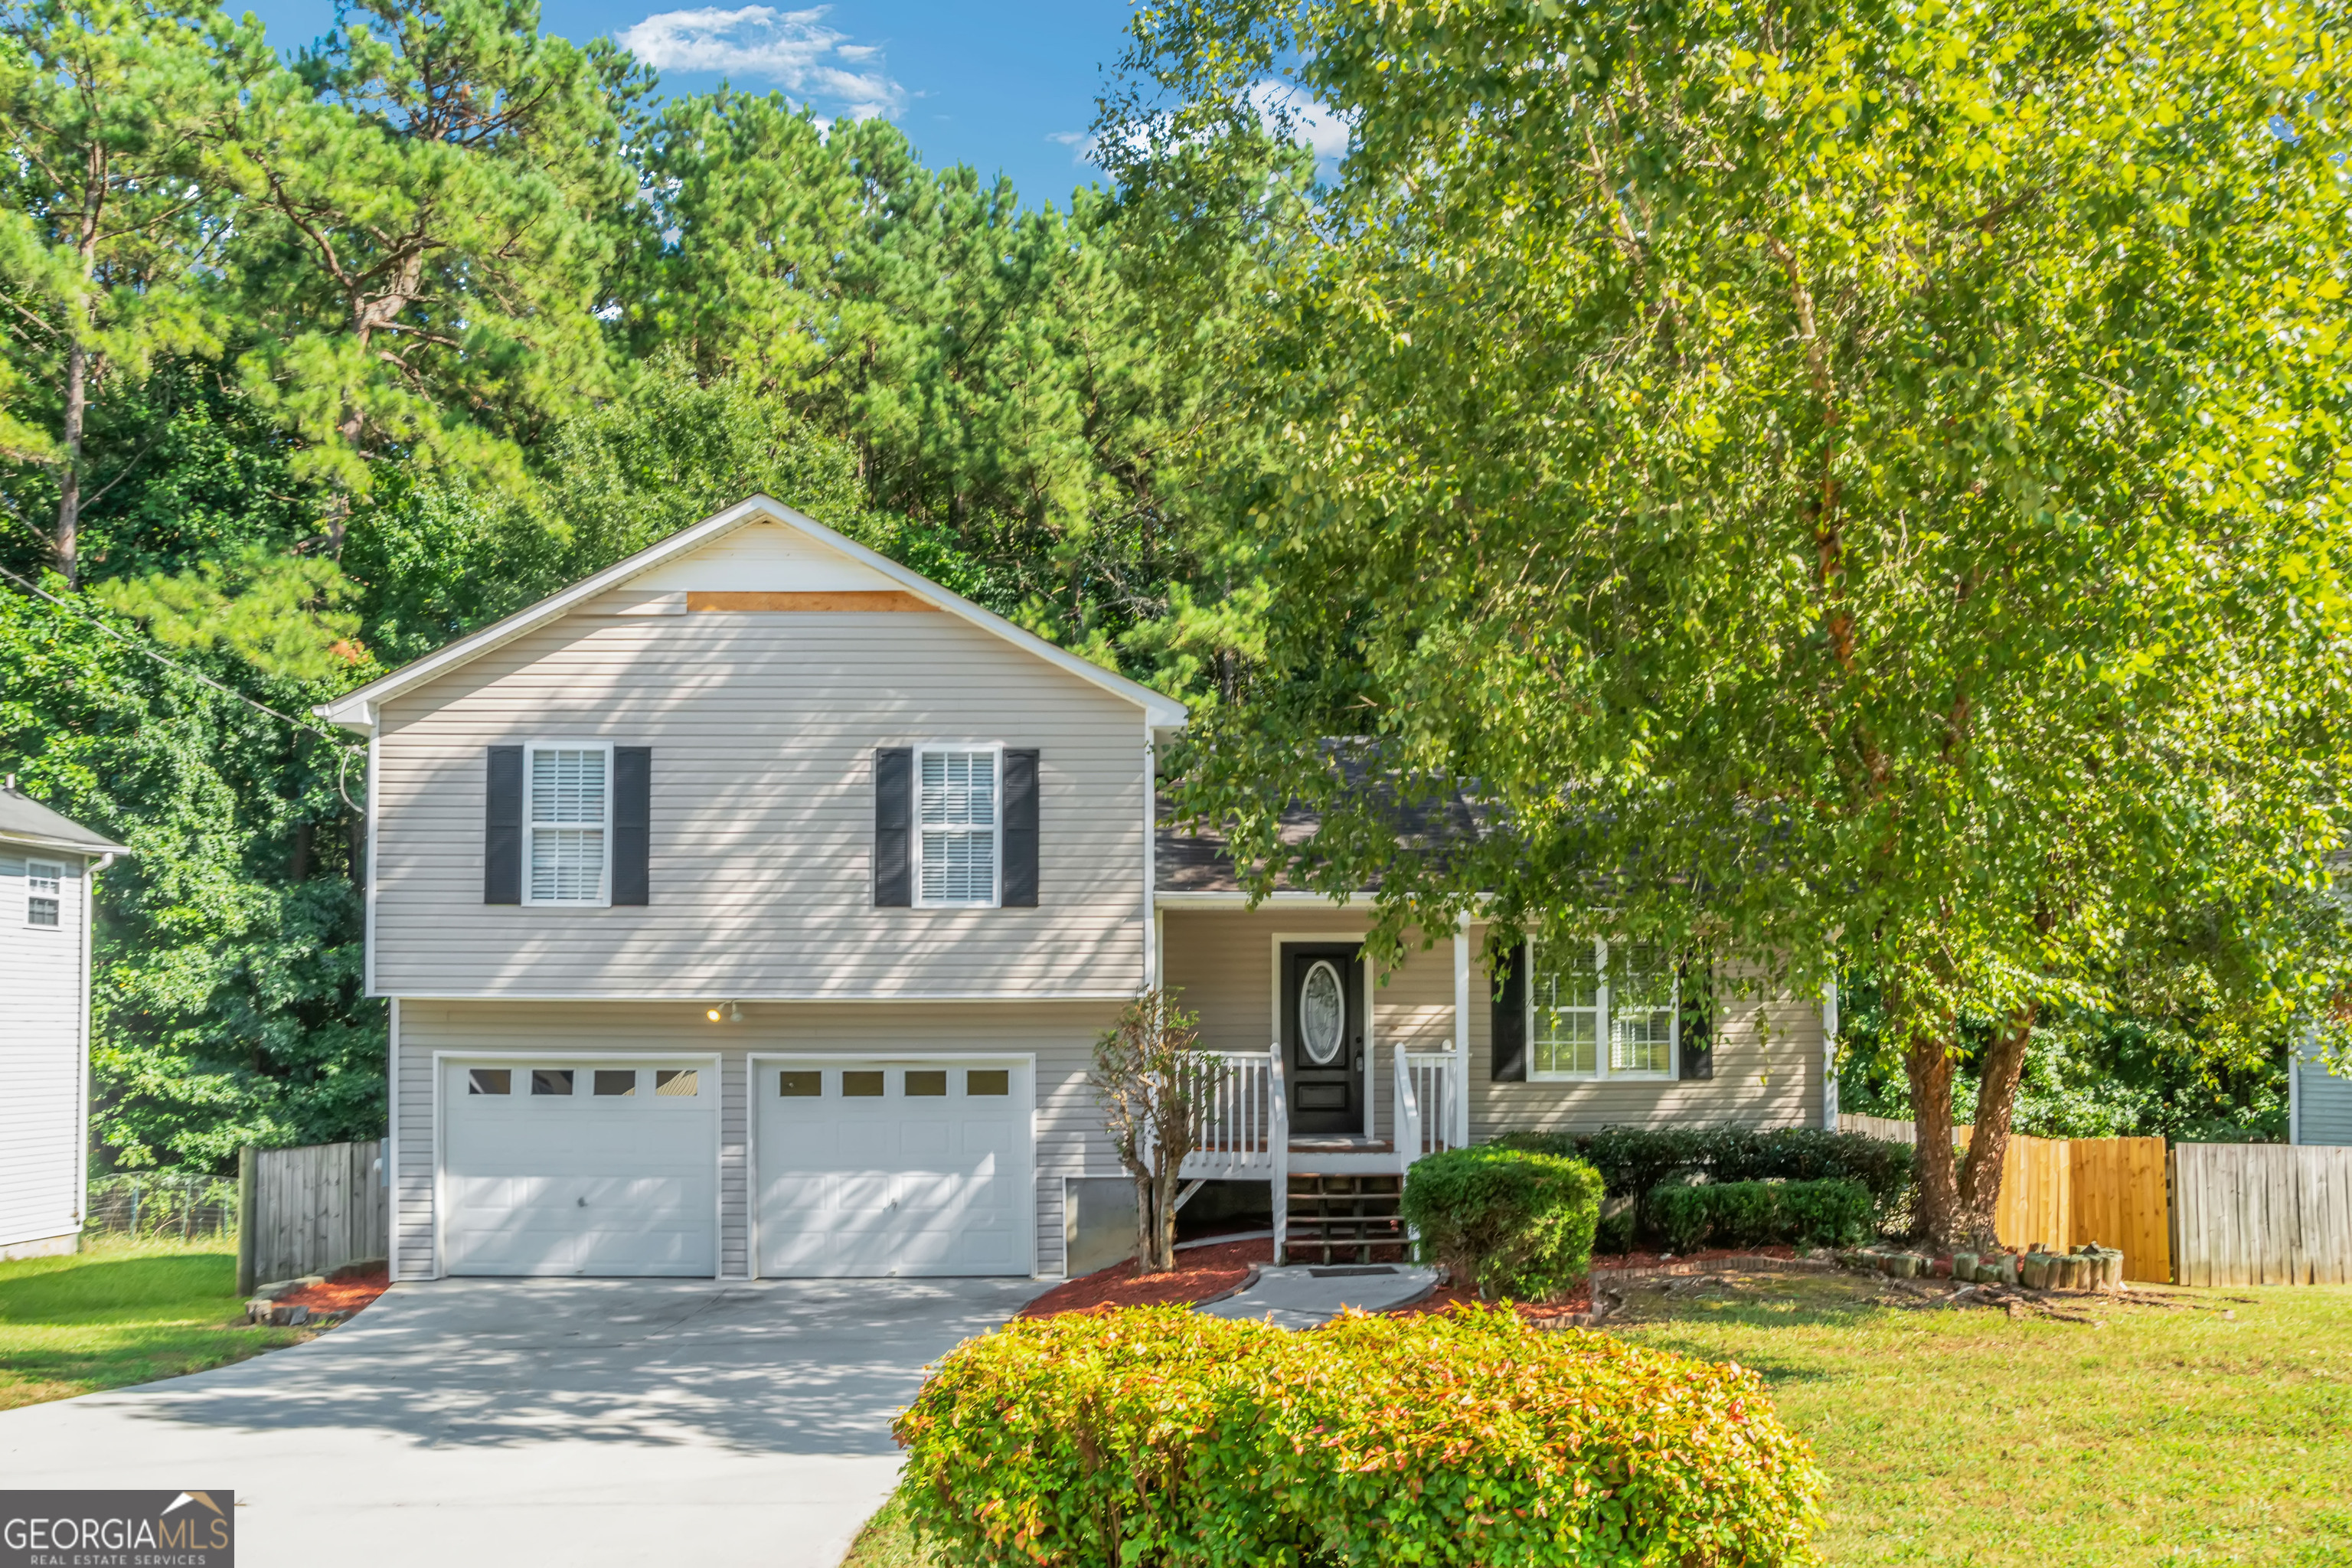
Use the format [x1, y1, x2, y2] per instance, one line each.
[1955, 1001, 2037, 1249]
[1904, 1027, 1966, 1250]
[1132, 1170, 1155, 1276]
[1151, 1162, 1181, 1272]
[55, 338, 86, 586]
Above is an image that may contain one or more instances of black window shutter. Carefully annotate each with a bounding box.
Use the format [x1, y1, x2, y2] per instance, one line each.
[874, 747, 913, 906]
[612, 747, 650, 906]
[1491, 940, 1527, 1082]
[1678, 961, 1716, 1080]
[485, 746, 523, 904]
[1001, 748, 1039, 907]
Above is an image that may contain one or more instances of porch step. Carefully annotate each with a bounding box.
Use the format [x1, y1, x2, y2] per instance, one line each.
[1282, 1173, 1404, 1266]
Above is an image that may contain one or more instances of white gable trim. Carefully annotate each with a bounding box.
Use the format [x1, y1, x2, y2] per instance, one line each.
[312, 495, 1190, 735]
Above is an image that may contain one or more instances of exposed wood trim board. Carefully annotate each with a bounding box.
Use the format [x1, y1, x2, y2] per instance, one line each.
[686, 590, 939, 612]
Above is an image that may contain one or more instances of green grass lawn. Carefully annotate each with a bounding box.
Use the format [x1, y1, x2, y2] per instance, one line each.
[0, 1238, 306, 1412]
[846, 1273, 2352, 1566]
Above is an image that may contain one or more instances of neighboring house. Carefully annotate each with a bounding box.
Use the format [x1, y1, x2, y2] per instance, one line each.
[321, 495, 1833, 1282]
[2292, 1042, 2352, 1146]
[0, 781, 125, 1260]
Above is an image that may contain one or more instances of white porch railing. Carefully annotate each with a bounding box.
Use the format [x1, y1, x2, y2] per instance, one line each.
[1179, 1049, 1289, 1261]
[1401, 1050, 1468, 1164]
[1181, 1050, 1288, 1180]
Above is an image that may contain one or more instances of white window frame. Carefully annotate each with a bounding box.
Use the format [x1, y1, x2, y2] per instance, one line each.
[1526, 936, 1678, 1083]
[521, 740, 614, 908]
[25, 858, 64, 929]
[912, 743, 1004, 909]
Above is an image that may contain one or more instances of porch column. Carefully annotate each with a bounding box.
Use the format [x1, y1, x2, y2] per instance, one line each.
[1821, 975, 1841, 1131]
[1453, 920, 1472, 1148]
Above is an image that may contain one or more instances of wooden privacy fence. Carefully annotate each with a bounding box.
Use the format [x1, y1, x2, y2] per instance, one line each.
[1838, 1113, 1925, 1144]
[236, 1138, 388, 1295]
[2171, 1143, 2352, 1286]
[1844, 1117, 2172, 1282]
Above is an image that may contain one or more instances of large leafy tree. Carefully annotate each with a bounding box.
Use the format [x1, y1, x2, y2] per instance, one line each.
[226, 0, 642, 551]
[1113, 0, 2352, 1246]
[624, 99, 1227, 662]
[0, 0, 270, 584]
[0, 367, 377, 1168]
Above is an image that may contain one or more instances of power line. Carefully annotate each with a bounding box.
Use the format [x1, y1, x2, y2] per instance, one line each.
[0, 560, 364, 754]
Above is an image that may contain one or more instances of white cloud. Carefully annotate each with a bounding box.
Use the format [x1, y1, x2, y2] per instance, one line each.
[1247, 81, 1349, 162]
[616, 5, 903, 119]
[1050, 82, 1348, 170]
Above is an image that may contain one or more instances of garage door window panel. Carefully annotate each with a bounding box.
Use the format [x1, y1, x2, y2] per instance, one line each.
[532, 1068, 575, 1096]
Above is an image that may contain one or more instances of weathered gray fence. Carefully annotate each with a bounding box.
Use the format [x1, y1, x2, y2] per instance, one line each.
[235, 1138, 388, 1295]
[2172, 1142, 2352, 1286]
[1840, 1113, 1923, 1143]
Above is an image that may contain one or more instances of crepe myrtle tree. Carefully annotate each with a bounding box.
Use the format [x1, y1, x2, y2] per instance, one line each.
[1108, 0, 2352, 1250]
[1090, 988, 1212, 1274]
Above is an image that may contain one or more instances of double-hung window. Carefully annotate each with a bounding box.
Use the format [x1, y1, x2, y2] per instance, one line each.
[526, 743, 610, 906]
[25, 860, 62, 928]
[916, 746, 999, 906]
[1528, 938, 1676, 1080]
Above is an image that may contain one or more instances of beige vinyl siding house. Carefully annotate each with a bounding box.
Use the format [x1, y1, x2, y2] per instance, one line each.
[0, 786, 125, 1259]
[329, 495, 1838, 1283]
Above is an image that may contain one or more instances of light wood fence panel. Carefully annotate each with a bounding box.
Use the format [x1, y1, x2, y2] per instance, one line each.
[1972, 1132, 2070, 1253]
[240, 1138, 387, 1290]
[2068, 1136, 2171, 1283]
[2173, 1143, 2352, 1286]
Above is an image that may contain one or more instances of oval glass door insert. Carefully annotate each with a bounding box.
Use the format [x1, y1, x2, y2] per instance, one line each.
[1299, 959, 1345, 1065]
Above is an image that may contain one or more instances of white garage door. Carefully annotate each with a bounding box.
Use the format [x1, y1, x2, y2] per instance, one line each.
[442, 1058, 717, 1276]
[756, 1058, 1032, 1278]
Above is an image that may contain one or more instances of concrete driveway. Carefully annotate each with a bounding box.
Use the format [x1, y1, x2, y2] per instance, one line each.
[0, 1275, 1047, 1566]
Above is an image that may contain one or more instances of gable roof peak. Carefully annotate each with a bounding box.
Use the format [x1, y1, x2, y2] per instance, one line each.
[313, 494, 1187, 735]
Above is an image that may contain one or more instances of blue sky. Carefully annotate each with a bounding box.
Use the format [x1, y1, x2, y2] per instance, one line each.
[235, 2, 1148, 207]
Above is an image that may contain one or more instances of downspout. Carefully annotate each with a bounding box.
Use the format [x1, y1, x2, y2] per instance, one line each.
[1142, 727, 1157, 993]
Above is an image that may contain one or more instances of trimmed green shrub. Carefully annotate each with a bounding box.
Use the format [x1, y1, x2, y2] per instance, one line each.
[1497, 1125, 1915, 1230]
[1779, 1178, 1877, 1246]
[896, 1305, 1825, 1567]
[1648, 1178, 1875, 1253]
[1399, 1144, 1602, 1299]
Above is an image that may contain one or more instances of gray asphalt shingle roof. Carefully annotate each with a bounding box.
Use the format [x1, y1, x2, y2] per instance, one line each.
[0, 782, 127, 856]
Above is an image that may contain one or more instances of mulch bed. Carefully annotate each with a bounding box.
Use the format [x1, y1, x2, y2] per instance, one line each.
[274, 1263, 390, 1317]
[1021, 1240, 1272, 1317]
[1024, 1243, 1789, 1325]
[1384, 1249, 1802, 1325]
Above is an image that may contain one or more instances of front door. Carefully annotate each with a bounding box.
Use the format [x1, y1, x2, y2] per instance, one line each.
[1282, 942, 1364, 1136]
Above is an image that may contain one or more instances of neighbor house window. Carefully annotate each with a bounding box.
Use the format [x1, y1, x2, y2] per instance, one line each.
[916, 747, 998, 906]
[1528, 938, 1676, 1080]
[527, 744, 609, 904]
[25, 861, 62, 928]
